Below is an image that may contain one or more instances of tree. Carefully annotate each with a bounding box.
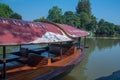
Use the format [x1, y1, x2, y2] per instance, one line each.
[0, 3, 13, 18]
[114, 25, 120, 35]
[86, 15, 97, 31]
[76, 0, 91, 16]
[0, 3, 22, 19]
[64, 11, 80, 27]
[34, 17, 46, 22]
[10, 13, 22, 19]
[79, 12, 91, 29]
[98, 19, 104, 26]
[76, 0, 92, 30]
[47, 6, 65, 23]
[96, 19, 116, 36]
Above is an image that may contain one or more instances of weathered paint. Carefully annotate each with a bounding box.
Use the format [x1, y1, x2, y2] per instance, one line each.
[0, 18, 89, 45]
[57, 23, 89, 38]
[30, 32, 71, 43]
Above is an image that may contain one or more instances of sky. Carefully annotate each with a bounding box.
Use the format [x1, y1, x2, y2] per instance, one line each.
[0, 0, 120, 25]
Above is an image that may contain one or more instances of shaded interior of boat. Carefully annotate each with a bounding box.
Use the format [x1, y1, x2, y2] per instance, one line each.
[0, 42, 83, 80]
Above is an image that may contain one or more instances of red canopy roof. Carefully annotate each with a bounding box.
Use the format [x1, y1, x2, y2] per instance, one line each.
[0, 18, 89, 46]
[56, 23, 89, 38]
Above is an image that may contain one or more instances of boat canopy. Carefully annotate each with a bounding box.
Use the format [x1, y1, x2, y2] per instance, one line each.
[0, 17, 89, 46]
[57, 23, 89, 38]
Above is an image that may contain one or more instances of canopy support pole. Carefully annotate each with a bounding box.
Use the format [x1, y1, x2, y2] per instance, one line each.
[47, 43, 51, 65]
[48, 43, 50, 54]
[20, 45, 22, 50]
[78, 38, 81, 49]
[60, 43, 63, 60]
[2, 46, 6, 79]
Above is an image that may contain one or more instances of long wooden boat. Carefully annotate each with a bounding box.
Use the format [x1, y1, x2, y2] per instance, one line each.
[0, 17, 89, 80]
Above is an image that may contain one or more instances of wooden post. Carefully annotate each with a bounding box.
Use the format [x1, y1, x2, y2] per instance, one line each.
[74, 47, 77, 54]
[48, 58, 51, 65]
[2, 46, 6, 79]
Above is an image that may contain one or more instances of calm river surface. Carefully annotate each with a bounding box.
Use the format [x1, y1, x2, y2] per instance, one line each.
[60, 38, 120, 80]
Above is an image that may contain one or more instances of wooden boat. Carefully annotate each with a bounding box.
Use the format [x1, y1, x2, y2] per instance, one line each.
[0, 17, 89, 80]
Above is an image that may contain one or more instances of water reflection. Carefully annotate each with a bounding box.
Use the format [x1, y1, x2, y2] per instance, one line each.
[60, 38, 120, 80]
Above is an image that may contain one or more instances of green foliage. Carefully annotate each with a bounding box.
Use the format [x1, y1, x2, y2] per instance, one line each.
[95, 19, 116, 36]
[76, 0, 96, 31]
[76, 0, 91, 16]
[114, 25, 120, 34]
[0, 3, 22, 19]
[64, 11, 80, 28]
[34, 17, 46, 22]
[10, 13, 22, 19]
[88, 15, 97, 31]
[79, 12, 91, 29]
[47, 6, 65, 23]
[0, 3, 13, 18]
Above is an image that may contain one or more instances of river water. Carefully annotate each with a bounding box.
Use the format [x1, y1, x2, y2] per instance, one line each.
[60, 38, 120, 80]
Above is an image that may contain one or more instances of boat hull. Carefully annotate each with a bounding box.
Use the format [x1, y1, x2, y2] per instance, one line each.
[0, 46, 86, 80]
[34, 48, 86, 80]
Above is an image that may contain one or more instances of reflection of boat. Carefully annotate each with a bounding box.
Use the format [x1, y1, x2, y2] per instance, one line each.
[0, 17, 89, 80]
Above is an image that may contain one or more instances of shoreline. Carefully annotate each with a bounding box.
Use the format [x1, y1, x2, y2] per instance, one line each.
[86, 36, 120, 39]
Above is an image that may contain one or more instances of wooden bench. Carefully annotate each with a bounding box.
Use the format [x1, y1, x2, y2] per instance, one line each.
[27, 53, 48, 67]
[62, 46, 76, 57]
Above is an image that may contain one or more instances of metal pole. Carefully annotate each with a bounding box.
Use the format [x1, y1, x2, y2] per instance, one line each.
[47, 43, 51, 65]
[48, 43, 50, 57]
[20, 45, 22, 50]
[2, 46, 6, 79]
[60, 43, 63, 59]
[78, 38, 81, 49]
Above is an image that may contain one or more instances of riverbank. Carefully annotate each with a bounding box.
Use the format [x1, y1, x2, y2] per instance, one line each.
[87, 36, 120, 39]
[87, 31, 120, 39]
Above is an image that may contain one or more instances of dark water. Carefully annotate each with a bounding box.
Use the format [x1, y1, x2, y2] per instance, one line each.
[59, 38, 120, 80]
